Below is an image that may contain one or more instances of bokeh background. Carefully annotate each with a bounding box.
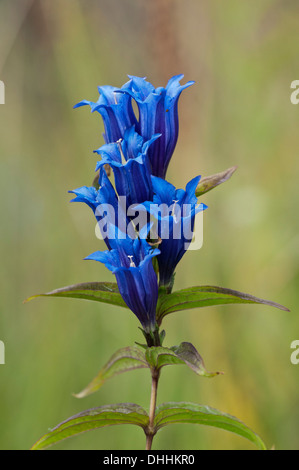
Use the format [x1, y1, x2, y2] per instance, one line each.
[0, 0, 298, 450]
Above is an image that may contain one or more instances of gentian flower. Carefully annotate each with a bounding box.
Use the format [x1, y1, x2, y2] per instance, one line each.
[118, 74, 195, 178]
[138, 175, 207, 287]
[74, 75, 194, 179]
[69, 170, 134, 249]
[74, 83, 137, 143]
[85, 227, 160, 332]
[94, 126, 161, 209]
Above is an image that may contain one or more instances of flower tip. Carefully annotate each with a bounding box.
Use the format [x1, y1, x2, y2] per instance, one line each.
[127, 74, 147, 80]
[83, 253, 96, 261]
[67, 190, 76, 202]
[168, 73, 185, 83]
[184, 80, 196, 90]
[73, 100, 90, 109]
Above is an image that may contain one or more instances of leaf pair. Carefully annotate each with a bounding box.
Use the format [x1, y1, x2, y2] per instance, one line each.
[75, 342, 220, 399]
[31, 401, 267, 450]
[24, 282, 289, 327]
[30, 341, 267, 451]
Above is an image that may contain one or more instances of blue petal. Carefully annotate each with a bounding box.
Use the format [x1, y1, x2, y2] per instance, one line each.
[127, 76, 155, 101]
[151, 176, 176, 204]
[84, 250, 118, 272]
[94, 142, 122, 164]
[73, 100, 94, 110]
[185, 175, 201, 198]
[69, 186, 98, 210]
[123, 126, 144, 159]
[97, 85, 119, 105]
[165, 75, 195, 101]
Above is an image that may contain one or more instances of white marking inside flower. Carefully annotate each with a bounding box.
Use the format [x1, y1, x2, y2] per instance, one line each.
[172, 200, 180, 221]
[113, 92, 118, 105]
[116, 138, 127, 165]
[128, 255, 136, 267]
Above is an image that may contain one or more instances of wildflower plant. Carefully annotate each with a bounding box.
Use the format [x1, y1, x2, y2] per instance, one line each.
[26, 75, 289, 451]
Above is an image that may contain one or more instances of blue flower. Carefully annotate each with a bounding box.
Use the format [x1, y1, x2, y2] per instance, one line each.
[138, 175, 207, 287]
[74, 83, 137, 144]
[94, 126, 161, 209]
[69, 170, 134, 249]
[118, 75, 194, 178]
[74, 75, 194, 179]
[85, 228, 160, 332]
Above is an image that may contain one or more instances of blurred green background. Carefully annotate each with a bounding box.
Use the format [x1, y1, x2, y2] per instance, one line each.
[0, 0, 298, 450]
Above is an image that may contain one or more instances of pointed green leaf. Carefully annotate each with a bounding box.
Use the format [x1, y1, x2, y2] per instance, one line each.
[145, 347, 185, 370]
[31, 403, 149, 450]
[195, 166, 237, 197]
[145, 344, 220, 377]
[154, 402, 266, 450]
[24, 282, 128, 309]
[75, 347, 148, 398]
[157, 285, 289, 323]
[171, 342, 222, 378]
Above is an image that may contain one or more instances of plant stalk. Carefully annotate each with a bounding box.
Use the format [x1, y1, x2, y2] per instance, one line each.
[145, 369, 160, 450]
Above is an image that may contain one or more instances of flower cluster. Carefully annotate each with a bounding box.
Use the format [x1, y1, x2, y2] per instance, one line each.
[70, 75, 207, 333]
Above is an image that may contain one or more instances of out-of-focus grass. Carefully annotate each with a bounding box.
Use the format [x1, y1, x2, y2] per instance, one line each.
[0, 0, 298, 450]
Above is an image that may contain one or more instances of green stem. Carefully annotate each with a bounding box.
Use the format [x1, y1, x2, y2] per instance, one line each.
[145, 369, 160, 450]
[142, 325, 161, 347]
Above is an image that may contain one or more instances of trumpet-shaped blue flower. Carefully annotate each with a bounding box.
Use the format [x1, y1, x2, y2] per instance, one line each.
[94, 126, 161, 209]
[85, 228, 160, 332]
[118, 75, 195, 178]
[138, 175, 207, 287]
[74, 83, 137, 144]
[69, 171, 134, 249]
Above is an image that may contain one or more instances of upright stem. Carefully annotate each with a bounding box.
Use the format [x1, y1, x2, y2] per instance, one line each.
[145, 369, 160, 450]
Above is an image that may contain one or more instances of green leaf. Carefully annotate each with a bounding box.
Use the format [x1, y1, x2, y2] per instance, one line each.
[157, 285, 290, 323]
[31, 403, 149, 450]
[75, 347, 148, 398]
[24, 282, 128, 309]
[171, 342, 222, 378]
[145, 344, 220, 378]
[154, 402, 267, 450]
[145, 346, 184, 370]
[195, 166, 237, 197]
